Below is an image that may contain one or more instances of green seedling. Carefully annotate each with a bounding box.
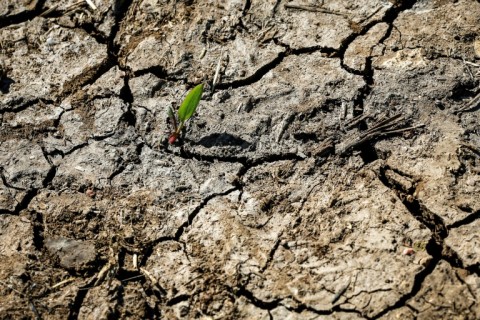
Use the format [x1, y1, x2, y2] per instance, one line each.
[167, 83, 204, 144]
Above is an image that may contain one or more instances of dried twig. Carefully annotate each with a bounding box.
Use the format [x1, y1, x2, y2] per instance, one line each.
[85, 0, 97, 10]
[463, 59, 475, 81]
[344, 113, 372, 130]
[212, 51, 224, 94]
[50, 278, 76, 290]
[64, 1, 85, 13]
[364, 113, 403, 135]
[40, 4, 58, 17]
[460, 143, 480, 156]
[455, 91, 480, 114]
[463, 60, 480, 67]
[337, 114, 419, 155]
[379, 124, 425, 136]
[94, 263, 112, 286]
[64, 1, 88, 15]
[140, 268, 167, 296]
[284, 3, 347, 17]
[41, 0, 96, 17]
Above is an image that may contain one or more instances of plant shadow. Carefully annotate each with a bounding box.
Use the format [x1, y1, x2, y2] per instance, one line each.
[1, 77, 14, 94]
[196, 133, 250, 149]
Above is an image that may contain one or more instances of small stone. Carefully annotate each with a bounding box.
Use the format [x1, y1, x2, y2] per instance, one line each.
[45, 238, 97, 271]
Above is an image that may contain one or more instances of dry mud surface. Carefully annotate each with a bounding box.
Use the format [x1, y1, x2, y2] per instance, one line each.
[1, 0, 480, 319]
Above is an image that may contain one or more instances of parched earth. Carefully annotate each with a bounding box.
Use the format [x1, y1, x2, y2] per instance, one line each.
[1, 0, 480, 319]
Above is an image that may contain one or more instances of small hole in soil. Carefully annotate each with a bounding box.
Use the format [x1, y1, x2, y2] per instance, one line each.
[434, 100, 445, 110]
[293, 132, 318, 142]
[359, 143, 378, 164]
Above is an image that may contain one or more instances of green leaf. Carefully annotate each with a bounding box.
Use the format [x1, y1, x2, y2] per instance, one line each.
[177, 83, 204, 123]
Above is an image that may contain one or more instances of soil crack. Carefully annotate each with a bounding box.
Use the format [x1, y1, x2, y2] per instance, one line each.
[0, 0, 46, 28]
[448, 209, 480, 229]
[372, 163, 476, 318]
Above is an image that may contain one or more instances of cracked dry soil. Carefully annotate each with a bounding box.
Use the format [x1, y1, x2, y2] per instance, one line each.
[1, 0, 480, 319]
